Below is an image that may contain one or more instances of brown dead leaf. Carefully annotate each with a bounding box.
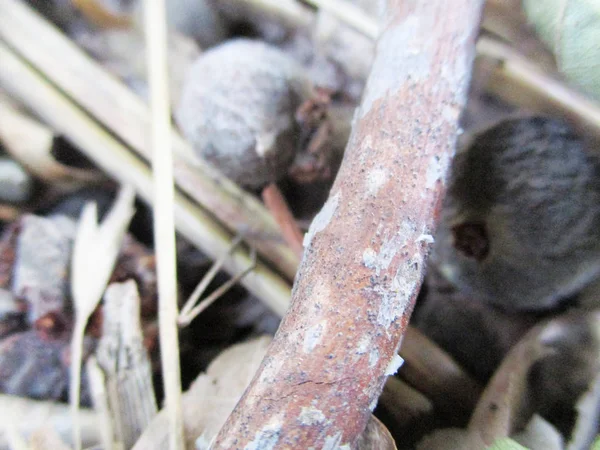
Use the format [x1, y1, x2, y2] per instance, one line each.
[132, 336, 273, 450]
[418, 311, 600, 450]
[357, 415, 397, 450]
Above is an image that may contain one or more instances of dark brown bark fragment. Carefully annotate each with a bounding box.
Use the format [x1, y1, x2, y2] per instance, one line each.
[212, 1, 484, 448]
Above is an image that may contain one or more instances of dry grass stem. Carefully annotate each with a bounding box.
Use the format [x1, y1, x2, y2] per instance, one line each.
[143, 0, 185, 448]
[0, 39, 291, 316]
[302, 0, 379, 38]
[179, 236, 256, 327]
[70, 185, 135, 450]
[0, 0, 299, 280]
[477, 37, 600, 139]
[261, 183, 304, 258]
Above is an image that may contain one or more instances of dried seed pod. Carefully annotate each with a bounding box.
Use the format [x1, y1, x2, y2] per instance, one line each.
[432, 116, 600, 311]
[176, 39, 313, 189]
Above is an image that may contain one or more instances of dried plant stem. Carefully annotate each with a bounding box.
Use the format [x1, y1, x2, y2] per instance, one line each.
[233, 0, 600, 141]
[143, 1, 184, 448]
[97, 281, 158, 448]
[0, 42, 292, 317]
[211, 1, 484, 447]
[400, 327, 482, 423]
[261, 183, 304, 258]
[302, 0, 379, 38]
[476, 37, 600, 139]
[179, 236, 256, 326]
[0, 0, 299, 280]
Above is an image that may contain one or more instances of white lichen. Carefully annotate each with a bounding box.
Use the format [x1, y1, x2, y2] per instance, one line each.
[356, 335, 371, 355]
[244, 421, 282, 450]
[365, 168, 389, 196]
[369, 347, 379, 368]
[303, 322, 325, 353]
[385, 354, 404, 375]
[322, 432, 351, 450]
[298, 406, 327, 426]
[303, 192, 340, 249]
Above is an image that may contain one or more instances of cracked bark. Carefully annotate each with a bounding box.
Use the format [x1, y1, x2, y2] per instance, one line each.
[211, 1, 484, 448]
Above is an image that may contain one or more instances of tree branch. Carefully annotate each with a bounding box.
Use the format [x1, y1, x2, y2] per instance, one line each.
[211, 1, 484, 448]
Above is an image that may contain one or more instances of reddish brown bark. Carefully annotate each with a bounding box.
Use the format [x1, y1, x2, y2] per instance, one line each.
[212, 1, 484, 448]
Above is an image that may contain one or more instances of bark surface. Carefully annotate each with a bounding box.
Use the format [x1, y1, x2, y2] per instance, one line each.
[212, 1, 485, 448]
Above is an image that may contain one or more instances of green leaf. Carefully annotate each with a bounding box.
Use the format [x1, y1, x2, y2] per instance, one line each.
[487, 438, 529, 450]
[523, 0, 600, 100]
[593, 435, 600, 450]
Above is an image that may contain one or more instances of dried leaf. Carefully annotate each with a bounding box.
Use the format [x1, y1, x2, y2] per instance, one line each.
[0, 98, 101, 185]
[523, 0, 600, 99]
[71, 185, 136, 322]
[70, 185, 135, 450]
[418, 311, 600, 450]
[132, 336, 273, 450]
[357, 415, 397, 450]
[0, 395, 99, 449]
[13, 215, 76, 325]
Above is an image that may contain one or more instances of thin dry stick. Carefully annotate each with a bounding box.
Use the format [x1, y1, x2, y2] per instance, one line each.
[178, 236, 256, 326]
[0, 0, 299, 280]
[302, 0, 379, 38]
[0, 42, 479, 422]
[211, 1, 484, 447]
[235, 0, 600, 141]
[143, 0, 184, 448]
[0, 41, 291, 317]
[261, 183, 304, 258]
[476, 37, 600, 138]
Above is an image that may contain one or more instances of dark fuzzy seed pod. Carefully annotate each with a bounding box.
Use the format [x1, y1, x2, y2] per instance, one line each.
[176, 39, 312, 189]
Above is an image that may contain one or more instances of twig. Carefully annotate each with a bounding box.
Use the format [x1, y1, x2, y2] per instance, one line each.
[400, 327, 482, 424]
[302, 0, 378, 38]
[0, 22, 482, 434]
[143, 1, 184, 448]
[378, 376, 433, 428]
[232, 0, 600, 142]
[261, 183, 304, 258]
[178, 236, 256, 327]
[0, 40, 291, 317]
[211, 1, 484, 447]
[476, 37, 600, 140]
[0, 0, 299, 281]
